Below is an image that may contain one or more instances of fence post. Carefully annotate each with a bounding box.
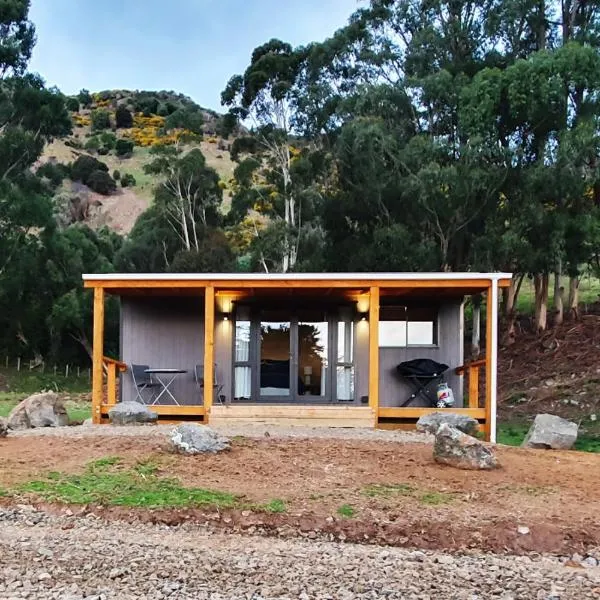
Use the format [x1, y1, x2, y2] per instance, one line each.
[53, 365, 57, 376]
[65, 364, 69, 378]
[17, 357, 21, 371]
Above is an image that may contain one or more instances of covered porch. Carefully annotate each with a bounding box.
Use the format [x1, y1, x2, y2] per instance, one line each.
[83, 273, 511, 441]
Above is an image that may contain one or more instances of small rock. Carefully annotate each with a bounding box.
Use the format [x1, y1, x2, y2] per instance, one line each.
[108, 401, 158, 425]
[0, 416, 8, 437]
[521, 414, 578, 450]
[169, 424, 230, 454]
[416, 412, 479, 436]
[433, 424, 498, 470]
[583, 556, 599, 568]
[517, 526, 530, 535]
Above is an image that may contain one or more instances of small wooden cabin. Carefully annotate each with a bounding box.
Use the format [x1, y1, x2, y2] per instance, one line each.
[83, 273, 511, 441]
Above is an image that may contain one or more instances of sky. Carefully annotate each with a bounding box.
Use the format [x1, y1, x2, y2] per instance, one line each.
[28, 0, 359, 112]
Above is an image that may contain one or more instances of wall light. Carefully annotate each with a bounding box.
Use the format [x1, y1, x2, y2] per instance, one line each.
[359, 312, 368, 321]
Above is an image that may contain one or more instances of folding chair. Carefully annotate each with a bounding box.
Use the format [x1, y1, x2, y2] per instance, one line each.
[396, 358, 449, 407]
[130, 363, 159, 404]
[194, 364, 225, 405]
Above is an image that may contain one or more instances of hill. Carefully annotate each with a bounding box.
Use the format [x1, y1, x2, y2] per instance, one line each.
[39, 89, 237, 234]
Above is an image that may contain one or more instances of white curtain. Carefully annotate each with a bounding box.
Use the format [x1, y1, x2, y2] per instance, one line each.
[234, 366, 251, 399]
[336, 366, 354, 401]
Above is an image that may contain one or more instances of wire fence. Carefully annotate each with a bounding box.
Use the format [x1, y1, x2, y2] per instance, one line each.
[2, 356, 92, 381]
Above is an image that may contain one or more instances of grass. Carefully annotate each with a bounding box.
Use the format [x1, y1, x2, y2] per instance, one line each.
[337, 504, 356, 518]
[0, 367, 91, 394]
[17, 458, 239, 509]
[363, 483, 455, 505]
[264, 498, 287, 514]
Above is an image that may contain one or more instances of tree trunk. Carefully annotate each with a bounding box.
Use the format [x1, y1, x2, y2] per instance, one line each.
[534, 273, 549, 332]
[501, 274, 524, 345]
[553, 269, 564, 326]
[567, 276, 580, 319]
[471, 294, 481, 358]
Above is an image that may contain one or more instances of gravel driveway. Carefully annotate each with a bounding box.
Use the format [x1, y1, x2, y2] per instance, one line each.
[1, 506, 599, 600]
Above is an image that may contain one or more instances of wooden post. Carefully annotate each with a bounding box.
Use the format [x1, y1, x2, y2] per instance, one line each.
[203, 286, 215, 422]
[468, 366, 480, 409]
[368, 286, 380, 425]
[484, 285, 499, 442]
[91, 287, 105, 424]
[106, 363, 117, 409]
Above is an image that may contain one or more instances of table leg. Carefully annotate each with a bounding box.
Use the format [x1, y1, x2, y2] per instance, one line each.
[152, 374, 180, 405]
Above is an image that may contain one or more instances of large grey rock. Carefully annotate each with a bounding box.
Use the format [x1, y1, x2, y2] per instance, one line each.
[170, 424, 230, 454]
[434, 423, 499, 470]
[108, 401, 158, 425]
[0, 416, 8, 437]
[521, 413, 578, 450]
[416, 412, 479, 436]
[7, 392, 69, 430]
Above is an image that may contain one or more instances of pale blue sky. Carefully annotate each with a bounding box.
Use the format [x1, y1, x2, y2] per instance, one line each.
[28, 0, 358, 111]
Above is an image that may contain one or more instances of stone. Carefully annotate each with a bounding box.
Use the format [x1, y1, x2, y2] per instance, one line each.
[108, 401, 158, 425]
[433, 424, 499, 470]
[0, 416, 8, 437]
[517, 526, 530, 535]
[169, 424, 230, 454]
[7, 392, 69, 430]
[416, 412, 479, 436]
[521, 414, 578, 450]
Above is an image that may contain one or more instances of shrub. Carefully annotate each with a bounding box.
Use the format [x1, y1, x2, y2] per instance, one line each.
[120, 173, 136, 188]
[115, 138, 134, 157]
[87, 170, 117, 195]
[100, 132, 117, 150]
[165, 107, 203, 135]
[97, 146, 109, 155]
[91, 109, 111, 131]
[37, 162, 68, 188]
[66, 97, 79, 112]
[113, 169, 121, 181]
[115, 105, 133, 128]
[71, 155, 109, 183]
[84, 136, 101, 151]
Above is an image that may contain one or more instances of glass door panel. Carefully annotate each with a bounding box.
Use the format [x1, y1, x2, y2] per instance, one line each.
[298, 321, 328, 397]
[260, 321, 291, 397]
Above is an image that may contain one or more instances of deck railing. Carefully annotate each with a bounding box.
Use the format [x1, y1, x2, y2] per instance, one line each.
[102, 356, 127, 409]
[454, 358, 486, 408]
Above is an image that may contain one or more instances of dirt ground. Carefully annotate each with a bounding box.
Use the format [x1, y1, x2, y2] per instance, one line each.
[2, 433, 600, 555]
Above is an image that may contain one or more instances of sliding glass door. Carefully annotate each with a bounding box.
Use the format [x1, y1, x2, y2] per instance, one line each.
[233, 307, 354, 404]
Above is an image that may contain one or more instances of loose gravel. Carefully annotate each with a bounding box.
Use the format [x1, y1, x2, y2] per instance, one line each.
[1, 506, 600, 600]
[8, 423, 431, 444]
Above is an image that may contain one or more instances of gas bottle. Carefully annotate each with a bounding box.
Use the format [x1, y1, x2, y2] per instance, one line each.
[436, 382, 455, 408]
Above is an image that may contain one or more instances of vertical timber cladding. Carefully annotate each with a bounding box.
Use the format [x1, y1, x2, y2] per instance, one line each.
[91, 286, 105, 424]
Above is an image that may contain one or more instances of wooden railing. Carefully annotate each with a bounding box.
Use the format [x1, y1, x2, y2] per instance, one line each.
[455, 358, 486, 408]
[102, 356, 127, 409]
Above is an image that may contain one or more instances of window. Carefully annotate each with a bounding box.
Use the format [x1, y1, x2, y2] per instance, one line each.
[378, 306, 437, 347]
[234, 306, 252, 400]
[336, 308, 354, 400]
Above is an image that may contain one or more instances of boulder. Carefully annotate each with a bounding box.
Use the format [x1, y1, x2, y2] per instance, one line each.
[7, 392, 69, 430]
[108, 401, 158, 425]
[169, 424, 230, 454]
[521, 413, 578, 450]
[434, 423, 499, 470]
[0, 416, 8, 437]
[416, 412, 479, 436]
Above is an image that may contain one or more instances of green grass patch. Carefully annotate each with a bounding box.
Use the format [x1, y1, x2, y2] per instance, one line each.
[363, 483, 416, 498]
[264, 498, 287, 514]
[363, 483, 456, 505]
[18, 458, 238, 509]
[0, 367, 91, 394]
[337, 504, 356, 518]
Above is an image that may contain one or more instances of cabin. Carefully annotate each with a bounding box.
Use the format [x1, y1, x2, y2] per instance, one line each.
[83, 272, 511, 441]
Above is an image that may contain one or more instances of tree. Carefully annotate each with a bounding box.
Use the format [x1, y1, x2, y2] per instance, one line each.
[115, 138, 134, 157]
[115, 104, 133, 128]
[71, 155, 109, 183]
[144, 146, 223, 253]
[77, 88, 92, 107]
[87, 170, 116, 195]
[66, 97, 79, 112]
[165, 107, 203, 135]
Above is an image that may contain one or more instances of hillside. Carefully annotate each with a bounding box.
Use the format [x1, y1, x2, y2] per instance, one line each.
[39, 90, 237, 234]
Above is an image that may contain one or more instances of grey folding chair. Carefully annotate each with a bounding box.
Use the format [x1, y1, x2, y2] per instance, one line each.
[194, 364, 225, 405]
[130, 364, 158, 404]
